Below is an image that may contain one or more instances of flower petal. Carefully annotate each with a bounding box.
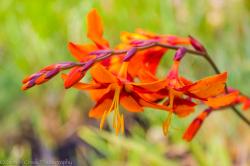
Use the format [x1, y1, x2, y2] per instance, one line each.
[89, 98, 113, 118]
[89, 84, 113, 101]
[89, 90, 114, 118]
[132, 80, 166, 92]
[68, 42, 96, 61]
[137, 69, 158, 82]
[120, 92, 143, 112]
[185, 72, 227, 98]
[87, 9, 109, 48]
[138, 98, 170, 111]
[173, 97, 196, 117]
[90, 64, 117, 83]
[204, 91, 239, 109]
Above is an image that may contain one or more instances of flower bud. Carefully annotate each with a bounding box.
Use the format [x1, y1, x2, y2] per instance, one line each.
[123, 47, 137, 61]
[45, 68, 60, 79]
[22, 79, 36, 90]
[183, 108, 211, 141]
[64, 66, 86, 89]
[189, 35, 206, 53]
[173, 47, 187, 61]
[64, 60, 95, 89]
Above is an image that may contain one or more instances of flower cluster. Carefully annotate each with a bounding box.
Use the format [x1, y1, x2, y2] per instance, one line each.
[22, 9, 250, 141]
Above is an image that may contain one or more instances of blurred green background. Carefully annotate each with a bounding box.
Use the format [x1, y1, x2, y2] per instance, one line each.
[0, 0, 250, 165]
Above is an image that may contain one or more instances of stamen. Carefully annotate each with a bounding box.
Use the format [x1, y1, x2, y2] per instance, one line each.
[163, 89, 175, 135]
[99, 87, 124, 134]
[163, 112, 173, 136]
[118, 62, 129, 79]
[112, 88, 123, 135]
[99, 89, 117, 130]
[169, 89, 175, 108]
[100, 110, 108, 130]
[120, 114, 124, 134]
[99, 86, 125, 135]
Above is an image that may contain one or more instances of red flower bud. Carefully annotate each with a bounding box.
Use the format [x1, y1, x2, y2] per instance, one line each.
[64, 59, 95, 89]
[189, 35, 206, 53]
[21, 79, 36, 90]
[22, 72, 43, 84]
[41, 64, 58, 71]
[45, 68, 60, 79]
[183, 108, 211, 141]
[173, 47, 187, 61]
[64, 66, 86, 89]
[35, 75, 48, 85]
[123, 47, 137, 61]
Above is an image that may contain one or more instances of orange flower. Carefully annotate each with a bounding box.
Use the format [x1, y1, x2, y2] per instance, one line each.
[22, 9, 250, 141]
[145, 48, 228, 135]
[62, 63, 169, 134]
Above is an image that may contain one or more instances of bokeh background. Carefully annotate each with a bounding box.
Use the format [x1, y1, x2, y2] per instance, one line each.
[0, 0, 250, 165]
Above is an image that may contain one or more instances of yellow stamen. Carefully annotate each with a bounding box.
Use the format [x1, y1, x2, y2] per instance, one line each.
[168, 89, 175, 108]
[99, 87, 118, 130]
[170, 126, 181, 131]
[100, 110, 108, 130]
[118, 62, 129, 79]
[112, 87, 124, 135]
[120, 114, 124, 134]
[163, 112, 173, 136]
[163, 89, 175, 136]
[99, 61, 128, 135]
[99, 86, 125, 135]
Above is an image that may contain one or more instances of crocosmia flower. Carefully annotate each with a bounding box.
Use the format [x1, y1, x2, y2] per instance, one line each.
[22, 9, 250, 141]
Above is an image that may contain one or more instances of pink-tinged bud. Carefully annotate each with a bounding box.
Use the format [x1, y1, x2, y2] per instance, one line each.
[41, 64, 58, 71]
[58, 62, 75, 69]
[123, 47, 137, 61]
[35, 75, 48, 85]
[45, 68, 60, 79]
[22, 75, 33, 84]
[64, 61, 93, 88]
[22, 79, 36, 90]
[64, 66, 86, 89]
[173, 47, 187, 61]
[82, 59, 95, 71]
[64, 60, 95, 89]
[189, 35, 206, 53]
[22, 72, 43, 84]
